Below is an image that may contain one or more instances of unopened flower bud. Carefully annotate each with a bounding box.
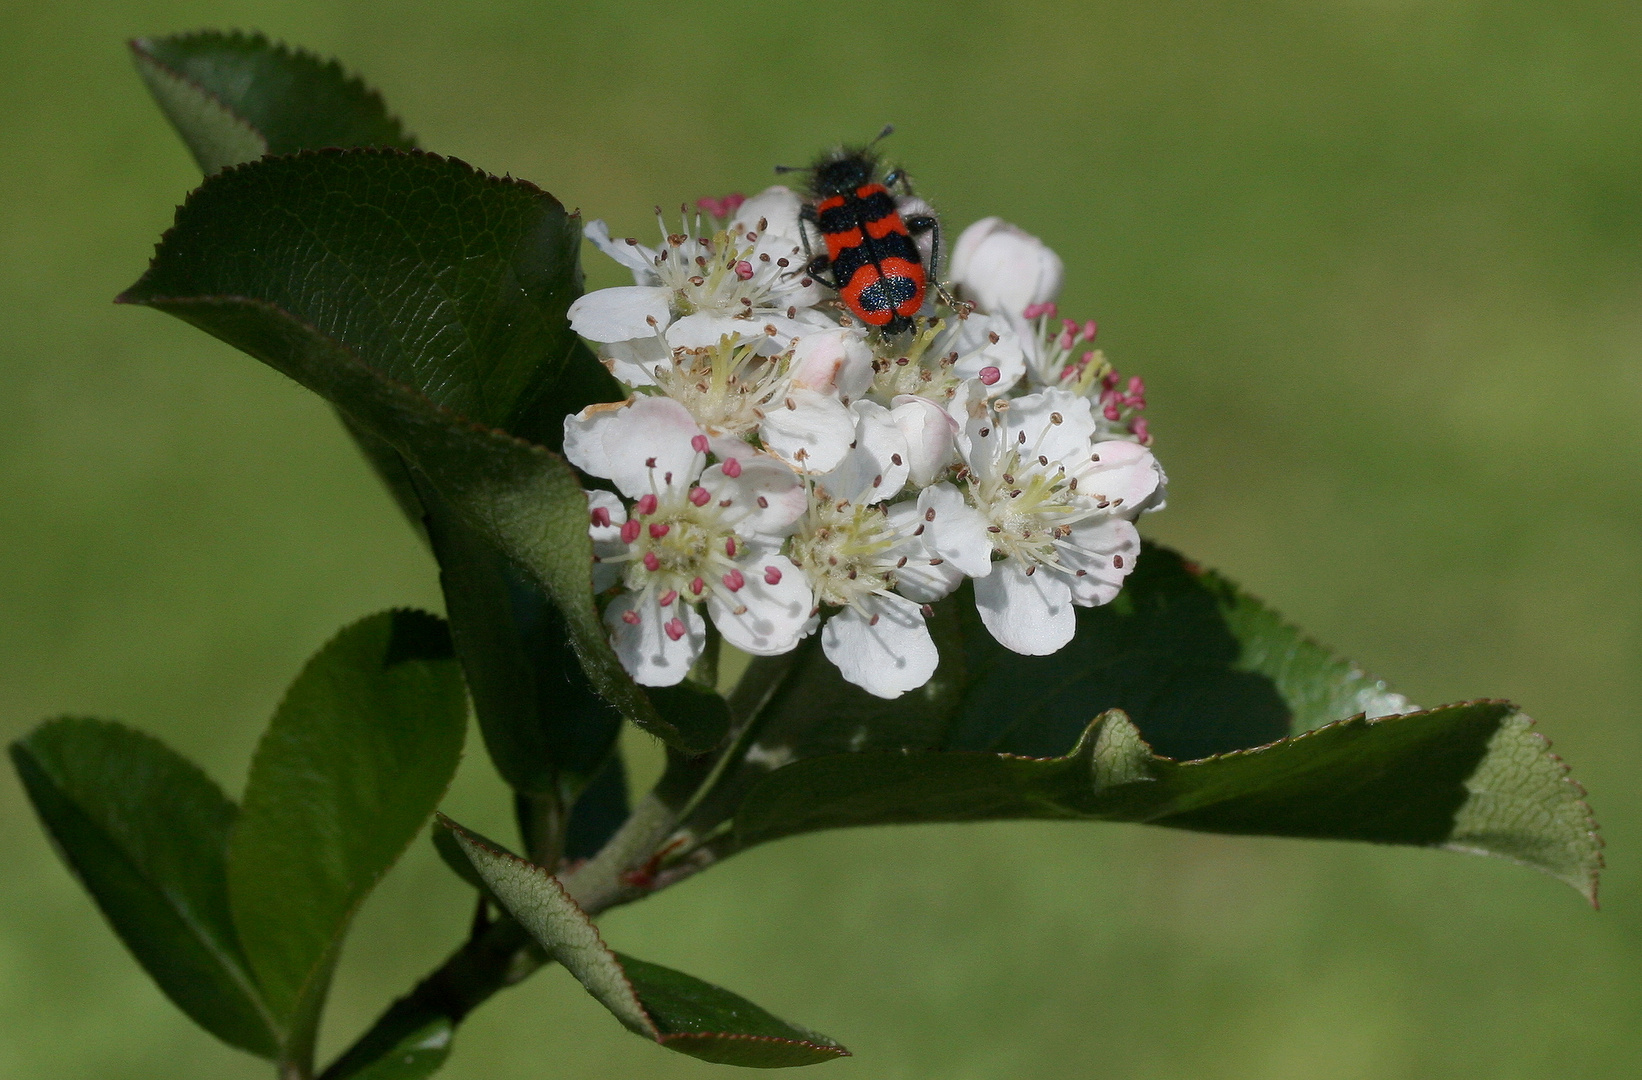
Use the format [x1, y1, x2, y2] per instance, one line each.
[950, 217, 1064, 319]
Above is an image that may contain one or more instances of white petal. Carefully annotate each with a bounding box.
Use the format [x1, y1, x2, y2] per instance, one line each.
[599, 337, 669, 388]
[568, 285, 673, 343]
[605, 592, 703, 686]
[562, 401, 624, 480]
[1007, 388, 1098, 466]
[815, 400, 908, 504]
[884, 503, 965, 603]
[700, 454, 806, 539]
[708, 555, 816, 656]
[584, 220, 660, 284]
[789, 326, 875, 401]
[1083, 439, 1162, 516]
[758, 388, 857, 473]
[596, 396, 703, 497]
[1060, 518, 1141, 606]
[663, 311, 761, 351]
[916, 482, 994, 578]
[973, 561, 1075, 655]
[948, 313, 1026, 396]
[889, 395, 957, 487]
[731, 186, 807, 248]
[821, 595, 938, 699]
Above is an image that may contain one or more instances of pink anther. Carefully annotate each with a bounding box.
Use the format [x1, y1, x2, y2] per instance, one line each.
[659, 590, 678, 606]
[590, 506, 611, 527]
[734, 260, 754, 280]
[1104, 403, 1121, 421]
[690, 576, 705, 595]
[1023, 302, 1056, 320]
[764, 565, 783, 585]
[723, 569, 745, 591]
[649, 522, 670, 539]
[722, 457, 742, 478]
[1081, 320, 1098, 341]
[621, 610, 641, 625]
[725, 536, 737, 557]
[643, 551, 661, 571]
[691, 434, 710, 453]
[664, 618, 687, 641]
[978, 366, 1001, 386]
[620, 520, 641, 544]
[689, 486, 711, 506]
[635, 493, 658, 516]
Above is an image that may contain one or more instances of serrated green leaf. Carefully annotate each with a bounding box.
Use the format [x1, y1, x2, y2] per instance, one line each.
[228, 610, 467, 1071]
[10, 719, 278, 1056]
[442, 816, 848, 1068]
[734, 703, 1601, 901]
[116, 150, 706, 754]
[131, 31, 413, 174]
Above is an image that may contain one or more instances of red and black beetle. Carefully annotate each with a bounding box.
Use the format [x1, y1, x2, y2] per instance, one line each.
[785, 127, 941, 334]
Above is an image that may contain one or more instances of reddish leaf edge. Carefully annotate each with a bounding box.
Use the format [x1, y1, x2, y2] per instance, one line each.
[128, 30, 416, 148]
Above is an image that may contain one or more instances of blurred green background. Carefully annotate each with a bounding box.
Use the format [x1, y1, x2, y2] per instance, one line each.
[4, 1, 1639, 1077]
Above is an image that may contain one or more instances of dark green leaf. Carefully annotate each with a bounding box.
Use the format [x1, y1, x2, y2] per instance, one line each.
[131, 31, 413, 175]
[734, 704, 1602, 902]
[565, 751, 631, 862]
[10, 719, 277, 1056]
[227, 610, 467, 1069]
[953, 546, 1410, 758]
[425, 488, 621, 796]
[117, 150, 702, 752]
[442, 816, 847, 1068]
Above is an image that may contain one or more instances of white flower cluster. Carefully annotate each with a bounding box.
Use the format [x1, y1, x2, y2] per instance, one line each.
[564, 189, 1165, 698]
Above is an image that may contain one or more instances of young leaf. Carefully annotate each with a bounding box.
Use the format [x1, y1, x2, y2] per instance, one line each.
[441, 816, 848, 1068]
[10, 719, 277, 1056]
[117, 150, 704, 753]
[227, 610, 467, 1070]
[131, 31, 414, 174]
[733, 703, 1602, 902]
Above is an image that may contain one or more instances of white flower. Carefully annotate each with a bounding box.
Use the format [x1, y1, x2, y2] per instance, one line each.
[866, 312, 1026, 403]
[950, 217, 1064, 322]
[789, 402, 963, 698]
[600, 335, 859, 474]
[565, 396, 815, 685]
[917, 388, 1163, 656]
[570, 192, 826, 352]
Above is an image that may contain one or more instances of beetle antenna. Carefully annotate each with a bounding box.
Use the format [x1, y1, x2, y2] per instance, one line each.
[774, 164, 801, 174]
[871, 124, 895, 145]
